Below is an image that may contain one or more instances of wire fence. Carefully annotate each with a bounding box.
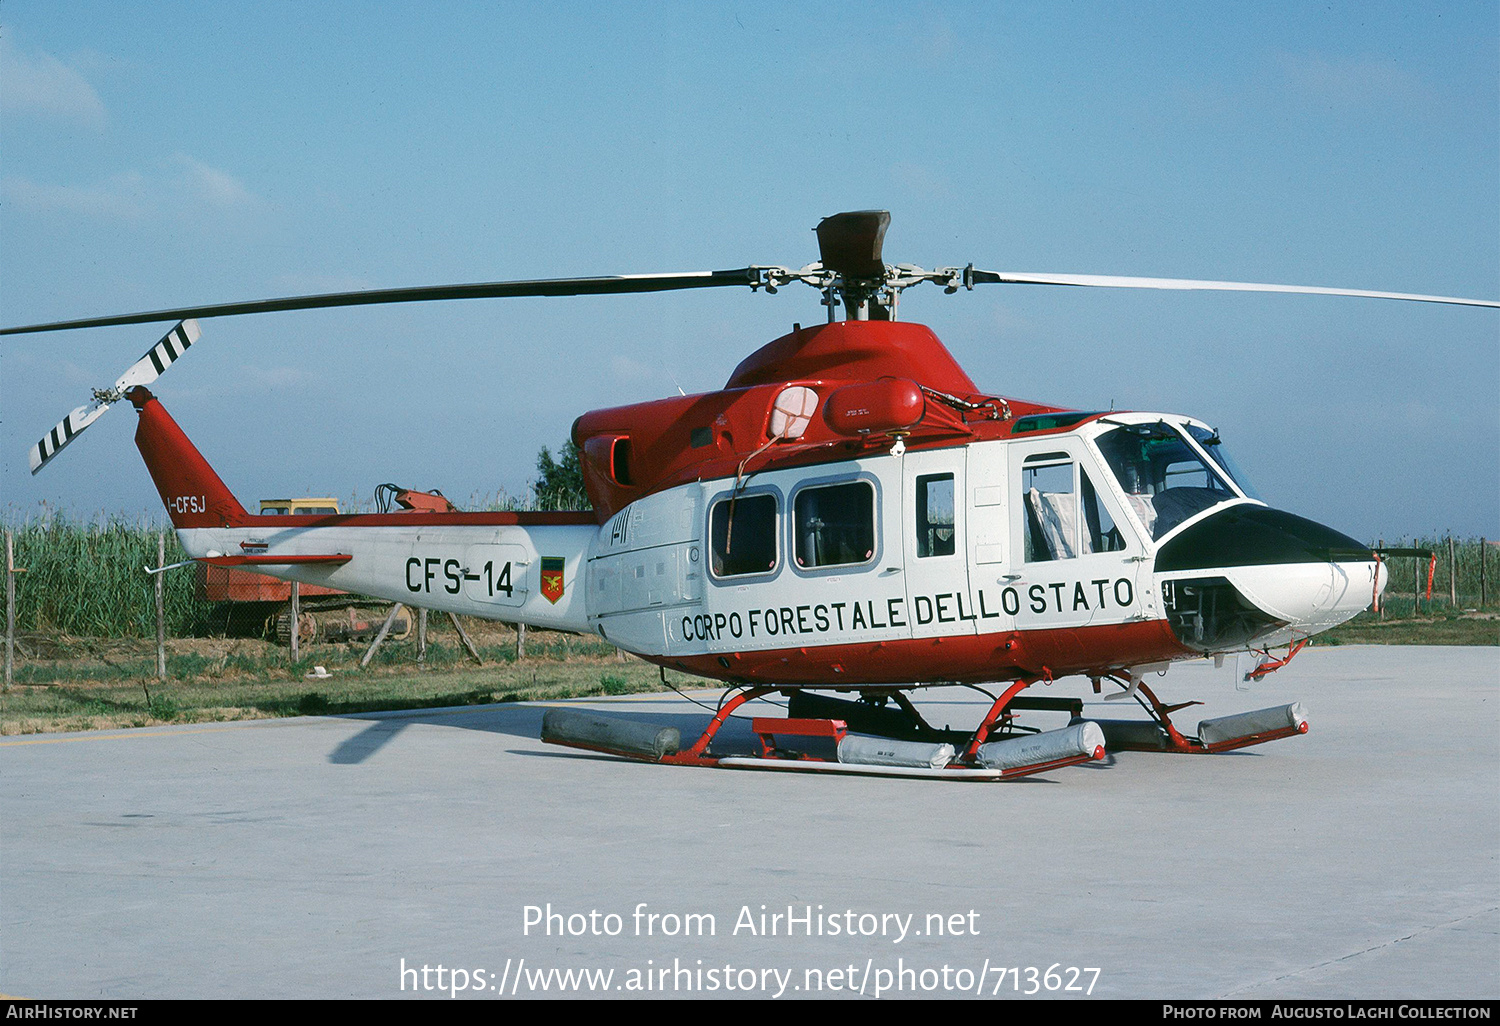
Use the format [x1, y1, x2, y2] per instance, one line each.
[1369, 536, 1496, 618]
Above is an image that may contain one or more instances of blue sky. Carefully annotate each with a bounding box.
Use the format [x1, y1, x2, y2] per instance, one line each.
[3, 1, 1496, 540]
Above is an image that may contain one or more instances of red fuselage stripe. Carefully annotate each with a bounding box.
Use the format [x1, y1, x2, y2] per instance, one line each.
[233, 511, 599, 528]
[646, 619, 1192, 686]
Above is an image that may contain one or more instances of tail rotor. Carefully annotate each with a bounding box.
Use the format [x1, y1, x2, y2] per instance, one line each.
[28, 320, 200, 475]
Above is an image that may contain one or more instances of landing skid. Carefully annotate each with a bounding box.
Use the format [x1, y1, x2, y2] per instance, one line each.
[541, 680, 1107, 781]
[1090, 676, 1309, 754]
[539, 675, 1309, 780]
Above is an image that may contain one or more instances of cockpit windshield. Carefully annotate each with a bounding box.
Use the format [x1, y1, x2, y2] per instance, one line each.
[1093, 422, 1241, 540]
[1184, 424, 1263, 503]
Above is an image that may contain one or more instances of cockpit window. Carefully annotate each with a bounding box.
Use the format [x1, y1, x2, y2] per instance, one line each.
[1094, 423, 1238, 540]
[1185, 425, 1263, 502]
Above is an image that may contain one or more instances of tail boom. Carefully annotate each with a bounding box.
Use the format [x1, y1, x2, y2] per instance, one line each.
[132, 387, 598, 633]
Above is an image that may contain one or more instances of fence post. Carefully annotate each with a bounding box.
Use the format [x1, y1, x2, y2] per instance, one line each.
[417, 607, 428, 663]
[516, 622, 527, 660]
[360, 602, 406, 668]
[155, 532, 167, 679]
[290, 580, 300, 664]
[446, 613, 482, 665]
[1448, 536, 1457, 608]
[1376, 539, 1384, 620]
[4, 531, 15, 692]
[1414, 553, 1421, 618]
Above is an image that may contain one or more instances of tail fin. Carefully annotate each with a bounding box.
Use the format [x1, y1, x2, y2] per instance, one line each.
[128, 386, 249, 528]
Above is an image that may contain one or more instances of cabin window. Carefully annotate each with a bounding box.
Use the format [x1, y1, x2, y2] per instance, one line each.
[793, 481, 875, 569]
[709, 493, 778, 578]
[1022, 456, 1077, 562]
[916, 474, 956, 558]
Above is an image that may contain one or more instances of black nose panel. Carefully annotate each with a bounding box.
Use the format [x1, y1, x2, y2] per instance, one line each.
[1155, 506, 1371, 573]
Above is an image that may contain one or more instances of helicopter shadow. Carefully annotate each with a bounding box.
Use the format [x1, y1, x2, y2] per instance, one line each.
[322, 691, 1123, 771]
[323, 699, 767, 765]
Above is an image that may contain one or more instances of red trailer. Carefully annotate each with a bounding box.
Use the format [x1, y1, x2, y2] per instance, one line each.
[195, 497, 409, 644]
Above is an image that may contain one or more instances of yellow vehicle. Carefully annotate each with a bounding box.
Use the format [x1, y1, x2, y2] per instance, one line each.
[258, 497, 341, 516]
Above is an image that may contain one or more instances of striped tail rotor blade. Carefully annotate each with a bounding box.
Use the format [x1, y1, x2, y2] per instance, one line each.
[29, 400, 111, 475]
[27, 320, 201, 475]
[116, 319, 201, 390]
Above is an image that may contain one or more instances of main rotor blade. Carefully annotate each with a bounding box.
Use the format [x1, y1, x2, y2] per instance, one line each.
[966, 269, 1500, 308]
[1, 269, 764, 335]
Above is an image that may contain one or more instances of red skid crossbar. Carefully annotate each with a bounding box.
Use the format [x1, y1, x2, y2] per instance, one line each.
[751, 717, 847, 758]
[658, 686, 776, 767]
[958, 678, 1038, 763]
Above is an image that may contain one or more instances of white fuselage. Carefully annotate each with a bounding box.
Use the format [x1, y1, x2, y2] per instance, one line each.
[175, 413, 1382, 671]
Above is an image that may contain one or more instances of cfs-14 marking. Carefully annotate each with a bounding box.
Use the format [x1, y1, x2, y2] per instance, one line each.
[406, 556, 515, 599]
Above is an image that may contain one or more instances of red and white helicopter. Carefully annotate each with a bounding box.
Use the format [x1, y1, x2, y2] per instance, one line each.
[9, 211, 1496, 780]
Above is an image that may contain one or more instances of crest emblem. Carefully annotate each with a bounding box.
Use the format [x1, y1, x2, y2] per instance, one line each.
[541, 556, 565, 604]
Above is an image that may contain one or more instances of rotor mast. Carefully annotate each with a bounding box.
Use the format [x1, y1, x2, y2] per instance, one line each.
[750, 210, 968, 322]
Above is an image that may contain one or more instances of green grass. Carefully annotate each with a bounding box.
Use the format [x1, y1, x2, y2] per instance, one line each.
[0, 614, 713, 736]
[0, 650, 699, 736]
[4, 514, 214, 637]
[1311, 611, 1499, 647]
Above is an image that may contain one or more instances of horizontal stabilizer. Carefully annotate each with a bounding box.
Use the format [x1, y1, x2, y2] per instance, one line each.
[200, 553, 352, 567]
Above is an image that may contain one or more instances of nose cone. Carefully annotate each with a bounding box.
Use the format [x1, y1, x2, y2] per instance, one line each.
[1155, 506, 1383, 650]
